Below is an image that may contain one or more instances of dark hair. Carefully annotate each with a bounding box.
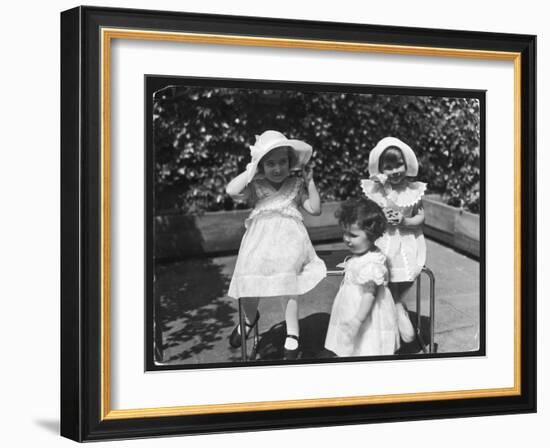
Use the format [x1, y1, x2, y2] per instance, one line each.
[257, 146, 297, 173]
[335, 197, 386, 240]
[378, 146, 406, 171]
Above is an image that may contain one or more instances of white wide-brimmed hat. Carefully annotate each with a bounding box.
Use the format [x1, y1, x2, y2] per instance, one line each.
[368, 136, 419, 177]
[245, 130, 312, 184]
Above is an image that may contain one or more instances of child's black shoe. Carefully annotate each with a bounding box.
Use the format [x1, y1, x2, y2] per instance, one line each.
[229, 311, 260, 348]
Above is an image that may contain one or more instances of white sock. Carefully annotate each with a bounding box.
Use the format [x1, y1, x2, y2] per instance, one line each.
[396, 303, 415, 343]
[284, 297, 299, 350]
[284, 336, 299, 350]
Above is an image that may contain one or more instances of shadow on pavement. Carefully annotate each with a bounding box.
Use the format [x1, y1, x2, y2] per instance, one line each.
[257, 312, 332, 360]
[155, 257, 234, 362]
[154, 252, 437, 364]
[256, 310, 434, 360]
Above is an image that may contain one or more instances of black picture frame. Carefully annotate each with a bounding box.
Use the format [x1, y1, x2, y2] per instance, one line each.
[61, 5, 536, 442]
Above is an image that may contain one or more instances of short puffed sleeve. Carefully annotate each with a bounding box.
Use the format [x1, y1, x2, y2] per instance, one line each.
[348, 253, 388, 287]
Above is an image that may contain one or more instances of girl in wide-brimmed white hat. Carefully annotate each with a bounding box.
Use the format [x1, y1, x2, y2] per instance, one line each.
[226, 130, 327, 360]
[360, 137, 427, 344]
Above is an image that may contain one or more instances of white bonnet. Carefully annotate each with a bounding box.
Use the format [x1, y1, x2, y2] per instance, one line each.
[368, 136, 418, 177]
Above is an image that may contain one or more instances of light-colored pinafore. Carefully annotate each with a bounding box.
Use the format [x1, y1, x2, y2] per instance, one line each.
[361, 179, 427, 282]
[228, 176, 326, 299]
[324, 251, 400, 357]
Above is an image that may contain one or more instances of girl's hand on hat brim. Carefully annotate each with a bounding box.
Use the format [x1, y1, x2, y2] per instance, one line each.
[244, 162, 255, 184]
[302, 167, 314, 184]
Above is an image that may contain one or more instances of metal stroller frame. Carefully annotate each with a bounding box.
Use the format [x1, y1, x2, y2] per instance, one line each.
[236, 265, 435, 361]
[238, 300, 260, 362]
[414, 266, 436, 354]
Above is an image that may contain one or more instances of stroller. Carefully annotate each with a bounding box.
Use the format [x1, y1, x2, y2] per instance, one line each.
[233, 249, 436, 362]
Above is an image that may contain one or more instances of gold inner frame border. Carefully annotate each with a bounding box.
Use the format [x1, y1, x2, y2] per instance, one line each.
[99, 27, 522, 421]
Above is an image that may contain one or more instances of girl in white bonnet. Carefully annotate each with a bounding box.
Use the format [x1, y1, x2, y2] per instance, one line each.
[361, 137, 427, 344]
[226, 130, 327, 359]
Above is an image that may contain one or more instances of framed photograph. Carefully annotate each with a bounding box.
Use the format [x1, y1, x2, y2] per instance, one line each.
[61, 5, 536, 442]
[145, 76, 486, 371]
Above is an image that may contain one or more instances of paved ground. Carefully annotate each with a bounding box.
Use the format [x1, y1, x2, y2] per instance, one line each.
[155, 238, 480, 366]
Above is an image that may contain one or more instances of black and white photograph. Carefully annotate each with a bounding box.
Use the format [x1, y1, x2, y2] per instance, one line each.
[54, 3, 537, 443]
[146, 77, 485, 370]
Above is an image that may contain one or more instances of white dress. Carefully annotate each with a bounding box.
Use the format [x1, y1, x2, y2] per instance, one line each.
[361, 179, 427, 283]
[228, 176, 326, 299]
[324, 251, 400, 357]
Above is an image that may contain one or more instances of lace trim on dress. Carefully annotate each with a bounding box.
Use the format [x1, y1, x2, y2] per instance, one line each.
[245, 177, 303, 225]
[361, 179, 427, 208]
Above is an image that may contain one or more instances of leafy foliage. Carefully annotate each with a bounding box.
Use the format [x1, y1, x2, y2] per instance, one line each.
[153, 86, 481, 214]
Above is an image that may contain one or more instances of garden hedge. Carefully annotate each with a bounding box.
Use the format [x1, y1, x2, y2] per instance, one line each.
[153, 86, 480, 214]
